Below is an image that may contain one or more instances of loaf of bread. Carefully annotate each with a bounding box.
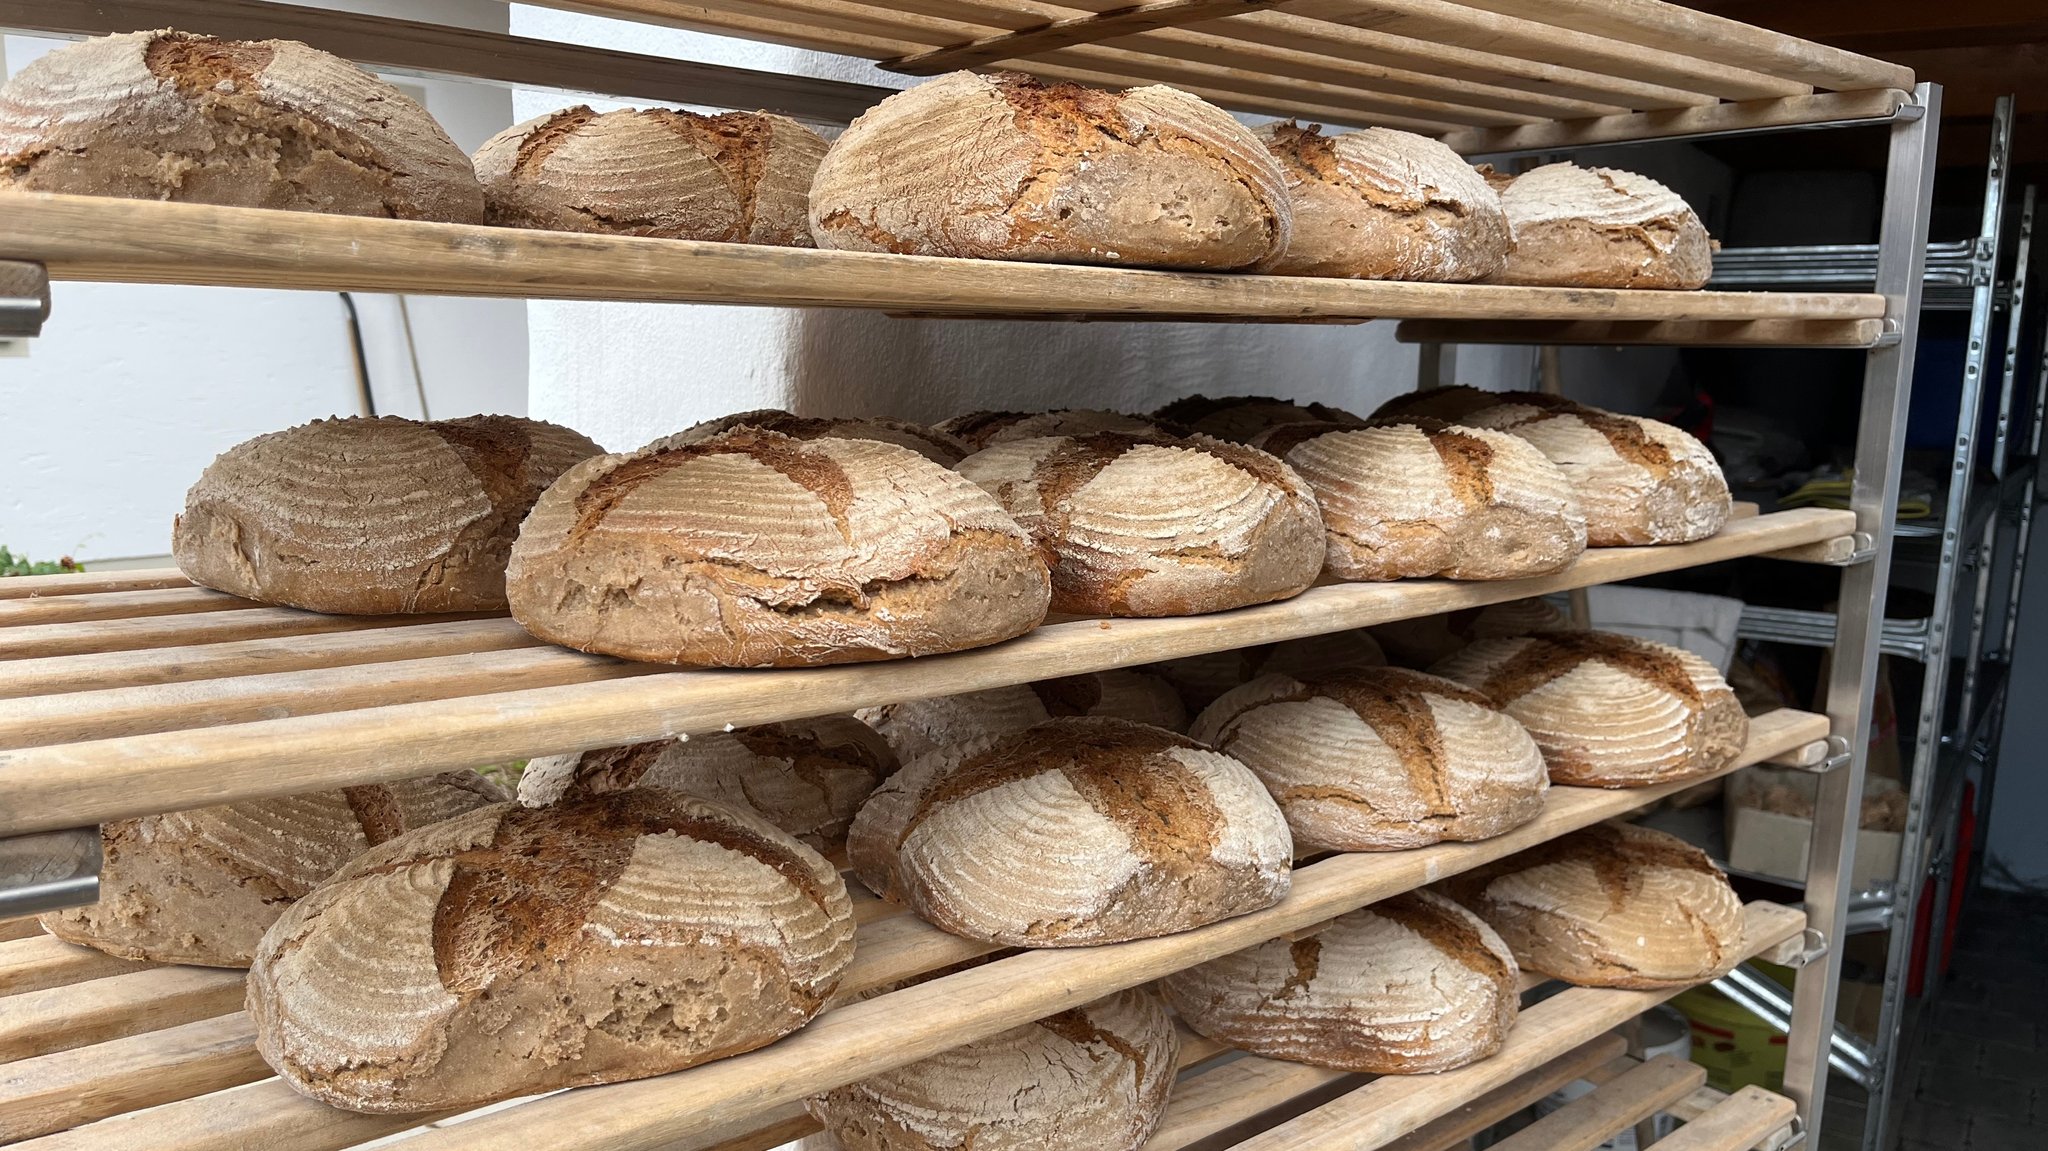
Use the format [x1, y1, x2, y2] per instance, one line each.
[846, 717, 1290, 945]
[1162, 890, 1517, 1073]
[1151, 628, 1387, 712]
[1487, 162, 1712, 289]
[679, 409, 970, 465]
[809, 71, 1289, 269]
[956, 430, 1324, 616]
[473, 106, 824, 245]
[41, 773, 504, 968]
[0, 30, 483, 221]
[806, 988, 1177, 1151]
[1374, 388, 1731, 546]
[936, 409, 1161, 452]
[518, 716, 897, 852]
[860, 670, 1187, 762]
[1251, 419, 1586, 581]
[1438, 822, 1744, 987]
[248, 789, 856, 1112]
[1370, 597, 1576, 667]
[1151, 394, 1366, 444]
[507, 426, 1051, 665]
[175, 415, 601, 615]
[1431, 630, 1748, 787]
[1192, 668, 1546, 851]
[1254, 122, 1512, 282]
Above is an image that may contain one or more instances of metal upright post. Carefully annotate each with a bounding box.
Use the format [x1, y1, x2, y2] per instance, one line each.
[1787, 81, 1939, 1143]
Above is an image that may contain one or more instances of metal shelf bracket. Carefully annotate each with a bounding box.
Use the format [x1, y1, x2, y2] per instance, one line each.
[0, 826, 102, 919]
[0, 259, 50, 339]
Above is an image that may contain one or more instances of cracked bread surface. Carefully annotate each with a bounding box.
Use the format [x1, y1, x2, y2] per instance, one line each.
[246, 789, 856, 1113]
[506, 426, 1050, 666]
[1486, 162, 1712, 289]
[0, 30, 483, 221]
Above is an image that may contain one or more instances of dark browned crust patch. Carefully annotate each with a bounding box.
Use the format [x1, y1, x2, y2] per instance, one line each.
[1030, 674, 1108, 716]
[341, 786, 408, 847]
[1371, 891, 1514, 986]
[509, 106, 600, 176]
[1475, 631, 1704, 711]
[1038, 1002, 1155, 1086]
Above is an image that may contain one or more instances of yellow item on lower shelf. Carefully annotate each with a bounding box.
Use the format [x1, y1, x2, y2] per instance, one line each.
[1672, 977, 1790, 1093]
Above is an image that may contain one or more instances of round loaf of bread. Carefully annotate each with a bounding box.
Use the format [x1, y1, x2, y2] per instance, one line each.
[507, 426, 1051, 666]
[1370, 384, 1501, 425]
[1162, 890, 1517, 1073]
[1431, 630, 1748, 787]
[679, 409, 969, 465]
[1251, 420, 1586, 581]
[809, 71, 1290, 269]
[174, 415, 602, 615]
[1253, 122, 1512, 282]
[1374, 389, 1731, 546]
[1192, 668, 1546, 851]
[861, 670, 1187, 762]
[41, 773, 505, 968]
[1150, 628, 1387, 712]
[1151, 394, 1366, 444]
[0, 30, 483, 221]
[806, 988, 1178, 1151]
[846, 717, 1291, 945]
[1370, 597, 1576, 667]
[247, 789, 856, 1112]
[473, 106, 825, 245]
[956, 430, 1324, 617]
[518, 716, 898, 852]
[1487, 162, 1711, 289]
[1437, 822, 1743, 987]
[936, 409, 1162, 452]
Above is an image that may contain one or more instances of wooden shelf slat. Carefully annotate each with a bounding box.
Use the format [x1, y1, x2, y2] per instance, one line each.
[1487, 1054, 1705, 1151]
[0, 587, 259, 629]
[1394, 317, 1888, 349]
[0, 606, 496, 663]
[0, 967, 245, 1064]
[1441, 87, 1914, 154]
[0, 1015, 267, 1145]
[888, 1, 1293, 75]
[0, 936, 148, 997]
[1654, 1086, 1800, 1151]
[0, 920, 39, 944]
[1375, 1035, 1630, 1151]
[0, 571, 189, 601]
[0, 511, 1852, 836]
[0, 195, 1886, 326]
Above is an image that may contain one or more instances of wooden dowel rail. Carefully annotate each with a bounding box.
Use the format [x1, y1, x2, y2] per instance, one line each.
[1373, 1034, 1631, 1151]
[0, 570, 189, 600]
[0, 935, 147, 997]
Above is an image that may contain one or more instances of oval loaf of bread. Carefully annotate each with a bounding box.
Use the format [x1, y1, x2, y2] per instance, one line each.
[0, 30, 483, 221]
[1254, 122, 1512, 282]
[805, 988, 1178, 1151]
[846, 716, 1291, 946]
[1437, 822, 1744, 988]
[1162, 890, 1518, 1073]
[1151, 628, 1387, 712]
[473, 106, 825, 245]
[175, 415, 602, 615]
[936, 409, 1162, 452]
[1192, 668, 1547, 851]
[809, 71, 1290, 269]
[1431, 630, 1748, 788]
[518, 716, 898, 852]
[1252, 419, 1586, 581]
[678, 409, 970, 465]
[41, 773, 505, 968]
[1151, 394, 1366, 444]
[1375, 388, 1731, 546]
[1487, 162, 1712, 289]
[1370, 597, 1577, 667]
[860, 670, 1187, 762]
[247, 789, 857, 1113]
[956, 430, 1325, 616]
[507, 426, 1051, 665]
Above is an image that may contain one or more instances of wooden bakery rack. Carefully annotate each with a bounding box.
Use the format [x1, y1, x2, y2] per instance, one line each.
[0, 1, 1937, 1149]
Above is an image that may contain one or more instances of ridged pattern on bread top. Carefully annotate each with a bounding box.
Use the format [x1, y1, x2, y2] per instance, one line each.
[846, 716, 1291, 946]
[1370, 596, 1577, 667]
[806, 988, 1178, 1151]
[956, 430, 1324, 616]
[1150, 393, 1366, 444]
[174, 415, 601, 615]
[247, 790, 856, 1113]
[472, 105, 825, 245]
[936, 409, 1163, 451]
[519, 716, 898, 851]
[1437, 822, 1744, 988]
[860, 670, 1188, 762]
[678, 409, 969, 465]
[42, 772, 505, 968]
[1254, 123, 1512, 282]
[506, 426, 1051, 666]
[809, 71, 1290, 269]
[1193, 668, 1547, 851]
[1150, 628, 1387, 712]
[0, 30, 483, 220]
[1255, 419, 1586, 581]
[1162, 889, 1517, 1073]
[1431, 630, 1748, 787]
[1488, 162, 1711, 289]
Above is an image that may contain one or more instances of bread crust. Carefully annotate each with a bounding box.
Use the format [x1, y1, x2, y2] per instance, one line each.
[1162, 890, 1518, 1072]
[1486, 162, 1711, 289]
[174, 415, 601, 615]
[809, 71, 1290, 269]
[678, 409, 969, 465]
[506, 427, 1051, 666]
[1149, 394, 1366, 444]
[1370, 597, 1576, 667]
[247, 790, 856, 1113]
[1254, 122, 1512, 281]
[1149, 628, 1386, 712]
[0, 30, 483, 221]
[473, 106, 825, 245]
[936, 409, 1163, 452]
[859, 670, 1187, 762]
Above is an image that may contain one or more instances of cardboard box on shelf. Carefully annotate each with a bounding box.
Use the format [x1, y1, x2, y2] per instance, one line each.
[1726, 803, 1903, 892]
